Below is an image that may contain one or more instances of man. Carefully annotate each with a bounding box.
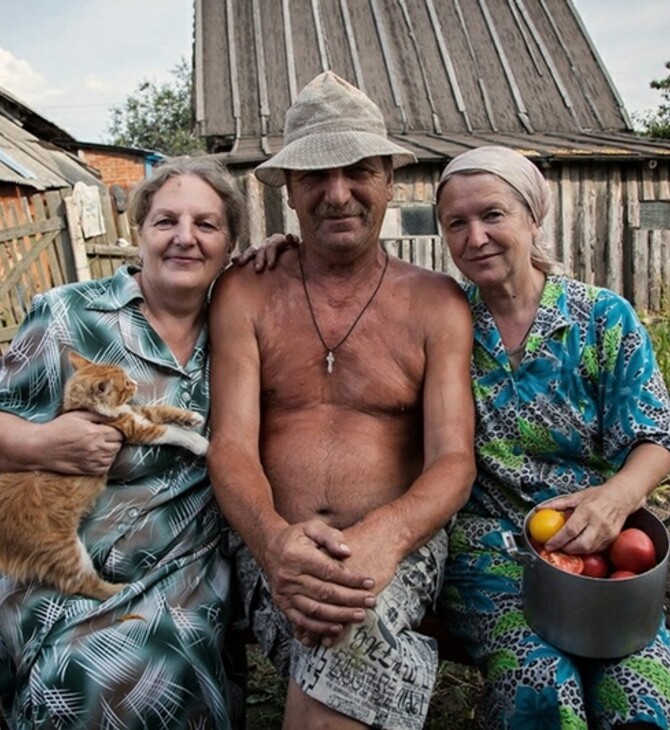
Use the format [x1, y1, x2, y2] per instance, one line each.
[208, 72, 475, 729]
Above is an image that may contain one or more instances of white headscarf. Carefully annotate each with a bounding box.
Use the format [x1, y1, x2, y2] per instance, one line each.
[437, 146, 550, 225]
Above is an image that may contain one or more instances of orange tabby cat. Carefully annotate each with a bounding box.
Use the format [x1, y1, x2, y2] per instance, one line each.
[0, 351, 209, 600]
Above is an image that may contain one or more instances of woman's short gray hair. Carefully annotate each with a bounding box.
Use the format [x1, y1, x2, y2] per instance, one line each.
[128, 155, 246, 245]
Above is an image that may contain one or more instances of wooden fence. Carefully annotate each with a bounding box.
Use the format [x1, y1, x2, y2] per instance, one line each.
[85, 243, 139, 280]
[0, 187, 137, 353]
[0, 191, 76, 347]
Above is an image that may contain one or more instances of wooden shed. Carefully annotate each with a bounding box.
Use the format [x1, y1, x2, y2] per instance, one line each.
[193, 0, 670, 311]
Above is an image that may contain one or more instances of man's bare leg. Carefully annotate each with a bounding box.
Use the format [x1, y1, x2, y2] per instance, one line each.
[282, 679, 368, 730]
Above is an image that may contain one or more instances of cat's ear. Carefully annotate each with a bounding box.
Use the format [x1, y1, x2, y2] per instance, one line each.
[69, 351, 92, 370]
[95, 381, 112, 396]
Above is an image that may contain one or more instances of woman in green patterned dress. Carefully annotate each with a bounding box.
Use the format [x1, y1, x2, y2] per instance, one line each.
[0, 156, 245, 729]
[436, 146, 670, 729]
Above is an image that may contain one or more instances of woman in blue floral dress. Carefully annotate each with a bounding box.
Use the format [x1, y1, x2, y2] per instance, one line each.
[0, 156, 245, 729]
[436, 146, 670, 729]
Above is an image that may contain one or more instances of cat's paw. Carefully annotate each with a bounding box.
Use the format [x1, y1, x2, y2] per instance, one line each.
[182, 411, 205, 428]
[161, 425, 209, 455]
[188, 432, 209, 456]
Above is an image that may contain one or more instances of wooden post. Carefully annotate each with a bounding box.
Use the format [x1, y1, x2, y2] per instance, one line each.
[245, 174, 265, 247]
[63, 196, 92, 282]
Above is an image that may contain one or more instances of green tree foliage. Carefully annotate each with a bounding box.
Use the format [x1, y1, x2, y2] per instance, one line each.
[107, 58, 205, 155]
[634, 61, 670, 139]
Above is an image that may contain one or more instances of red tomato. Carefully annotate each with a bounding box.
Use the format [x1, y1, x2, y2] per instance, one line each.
[580, 552, 609, 578]
[610, 570, 638, 579]
[609, 528, 657, 574]
[539, 549, 584, 574]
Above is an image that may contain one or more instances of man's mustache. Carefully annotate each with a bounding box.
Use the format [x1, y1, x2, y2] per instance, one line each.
[315, 203, 366, 219]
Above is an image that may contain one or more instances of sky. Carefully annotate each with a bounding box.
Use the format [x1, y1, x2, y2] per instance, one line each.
[0, 0, 668, 144]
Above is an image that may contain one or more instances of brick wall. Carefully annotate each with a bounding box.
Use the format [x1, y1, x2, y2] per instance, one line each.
[80, 150, 145, 195]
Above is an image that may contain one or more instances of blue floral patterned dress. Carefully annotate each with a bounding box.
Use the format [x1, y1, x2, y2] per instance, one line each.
[0, 266, 238, 729]
[439, 275, 670, 729]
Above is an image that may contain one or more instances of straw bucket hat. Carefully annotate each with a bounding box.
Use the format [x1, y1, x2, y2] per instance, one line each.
[254, 71, 417, 187]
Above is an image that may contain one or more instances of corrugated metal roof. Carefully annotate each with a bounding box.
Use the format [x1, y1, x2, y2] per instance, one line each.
[0, 84, 76, 146]
[194, 0, 669, 164]
[0, 108, 103, 191]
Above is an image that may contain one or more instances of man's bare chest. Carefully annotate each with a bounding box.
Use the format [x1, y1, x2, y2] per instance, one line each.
[259, 325, 424, 416]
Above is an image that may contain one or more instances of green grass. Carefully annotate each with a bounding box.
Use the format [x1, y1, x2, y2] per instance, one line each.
[245, 646, 286, 729]
[645, 310, 670, 492]
[646, 312, 670, 390]
[426, 661, 485, 729]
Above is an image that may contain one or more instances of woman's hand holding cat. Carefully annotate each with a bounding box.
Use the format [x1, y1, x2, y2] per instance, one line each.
[40, 412, 123, 475]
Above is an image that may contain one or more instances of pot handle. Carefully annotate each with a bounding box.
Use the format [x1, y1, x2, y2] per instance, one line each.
[502, 530, 536, 568]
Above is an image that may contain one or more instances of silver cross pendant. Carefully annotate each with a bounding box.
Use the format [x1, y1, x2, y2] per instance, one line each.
[326, 350, 335, 374]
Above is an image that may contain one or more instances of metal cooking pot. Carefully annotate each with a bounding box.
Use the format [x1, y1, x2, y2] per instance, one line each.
[503, 506, 669, 659]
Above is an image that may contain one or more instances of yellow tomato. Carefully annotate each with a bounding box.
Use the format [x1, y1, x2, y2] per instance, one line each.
[528, 508, 566, 544]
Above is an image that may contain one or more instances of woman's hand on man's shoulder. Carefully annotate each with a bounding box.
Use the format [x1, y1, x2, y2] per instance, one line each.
[231, 233, 301, 273]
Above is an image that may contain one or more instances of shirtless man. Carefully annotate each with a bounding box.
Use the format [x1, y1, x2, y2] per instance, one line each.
[208, 72, 475, 730]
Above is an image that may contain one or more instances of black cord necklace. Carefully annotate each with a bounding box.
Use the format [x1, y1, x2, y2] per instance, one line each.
[506, 317, 535, 357]
[298, 249, 389, 374]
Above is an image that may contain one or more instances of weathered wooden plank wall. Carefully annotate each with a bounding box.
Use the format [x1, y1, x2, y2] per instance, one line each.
[540, 159, 670, 311]
[547, 163, 670, 311]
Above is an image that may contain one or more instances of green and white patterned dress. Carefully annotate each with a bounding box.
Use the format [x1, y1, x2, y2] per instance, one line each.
[0, 266, 237, 729]
[440, 275, 670, 729]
